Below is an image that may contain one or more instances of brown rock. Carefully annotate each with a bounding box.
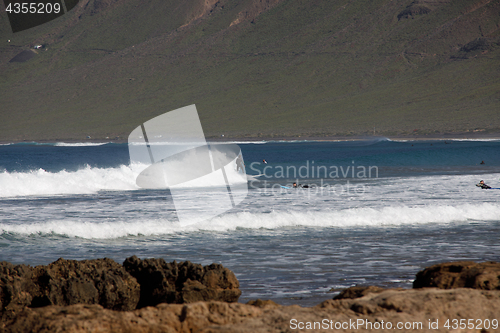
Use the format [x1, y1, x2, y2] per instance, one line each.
[1, 301, 263, 333]
[123, 256, 241, 307]
[246, 299, 280, 308]
[0, 257, 140, 319]
[413, 261, 500, 290]
[3, 289, 500, 333]
[333, 285, 386, 300]
[0, 262, 36, 318]
[5, 259, 500, 332]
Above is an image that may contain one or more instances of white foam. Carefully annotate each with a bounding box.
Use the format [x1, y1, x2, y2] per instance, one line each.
[207, 203, 500, 229]
[0, 160, 248, 197]
[0, 220, 181, 239]
[210, 141, 268, 145]
[129, 141, 268, 146]
[0, 165, 139, 197]
[54, 142, 109, 147]
[448, 139, 500, 142]
[1, 202, 499, 239]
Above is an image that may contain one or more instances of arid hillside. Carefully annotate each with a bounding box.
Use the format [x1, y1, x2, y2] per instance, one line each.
[1, 0, 499, 141]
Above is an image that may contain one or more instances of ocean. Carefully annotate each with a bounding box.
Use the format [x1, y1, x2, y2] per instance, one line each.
[1, 139, 499, 306]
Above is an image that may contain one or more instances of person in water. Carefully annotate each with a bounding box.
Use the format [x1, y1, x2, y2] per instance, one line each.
[476, 180, 491, 189]
[293, 182, 310, 188]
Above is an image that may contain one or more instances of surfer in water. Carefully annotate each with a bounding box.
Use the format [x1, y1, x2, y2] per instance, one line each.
[476, 180, 491, 189]
[293, 182, 310, 188]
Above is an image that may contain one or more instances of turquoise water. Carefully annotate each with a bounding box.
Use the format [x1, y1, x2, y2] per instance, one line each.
[1, 139, 499, 305]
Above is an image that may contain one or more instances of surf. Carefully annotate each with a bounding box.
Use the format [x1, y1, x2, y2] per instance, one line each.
[2, 202, 499, 239]
[0, 165, 138, 197]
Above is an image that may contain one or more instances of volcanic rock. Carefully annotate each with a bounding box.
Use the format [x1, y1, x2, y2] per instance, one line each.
[413, 261, 500, 290]
[246, 299, 280, 308]
[3, 289, 500, 333]
[333, 285, 386, 300]
[0, 261, 36, 318]
[123, 256, 241, 307]
[0, 257, 140, 320]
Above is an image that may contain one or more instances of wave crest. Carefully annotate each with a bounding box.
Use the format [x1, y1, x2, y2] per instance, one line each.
[0, 165, 138, 197]
[1, 203, 499, 239]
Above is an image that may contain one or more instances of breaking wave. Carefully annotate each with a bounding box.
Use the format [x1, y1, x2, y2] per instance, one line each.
[1, 203, 499, 239]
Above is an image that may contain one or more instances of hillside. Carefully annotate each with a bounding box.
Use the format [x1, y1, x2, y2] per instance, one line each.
[1, 0, 499, 141]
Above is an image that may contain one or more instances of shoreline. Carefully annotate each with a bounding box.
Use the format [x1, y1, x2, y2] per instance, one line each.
[1, 132, 500, 145]
[2, 258, 500, 332]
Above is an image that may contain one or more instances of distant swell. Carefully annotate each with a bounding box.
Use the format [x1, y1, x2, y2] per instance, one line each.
[1, 203, 499, 239]
[54, 142, 109, 147]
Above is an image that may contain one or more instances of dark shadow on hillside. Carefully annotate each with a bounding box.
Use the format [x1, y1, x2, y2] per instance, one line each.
[9, 50, 36, 63]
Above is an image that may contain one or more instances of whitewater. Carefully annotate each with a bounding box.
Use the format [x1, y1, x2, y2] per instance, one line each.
[1, 140, 499, 305]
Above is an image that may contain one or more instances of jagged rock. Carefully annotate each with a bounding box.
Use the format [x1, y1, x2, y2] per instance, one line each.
[3, 289, 500, 333]
[333, 285, 386, 300]
[413, 261, 500, 289]
[0, 262, 36, 319]
[1, 301, 263, 333]
[246, 299, 280, 308]
[0, 258, 140, 319]
[1, 256, 242, 319]
[318, 288, 500, 328]
[123, 256, 241, 308]
[4, 259, 500, 332]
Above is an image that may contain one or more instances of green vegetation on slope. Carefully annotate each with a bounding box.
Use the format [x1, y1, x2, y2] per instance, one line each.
[0, 0, 499, 141]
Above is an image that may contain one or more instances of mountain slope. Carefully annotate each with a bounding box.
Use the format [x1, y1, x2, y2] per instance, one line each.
[1, 0, 499, 141]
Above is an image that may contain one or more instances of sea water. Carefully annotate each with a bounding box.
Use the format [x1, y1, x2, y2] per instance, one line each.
[0, 139, 499, 306]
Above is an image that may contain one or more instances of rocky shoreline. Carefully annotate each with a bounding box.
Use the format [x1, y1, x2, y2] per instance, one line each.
[1, 258, 500, 332]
